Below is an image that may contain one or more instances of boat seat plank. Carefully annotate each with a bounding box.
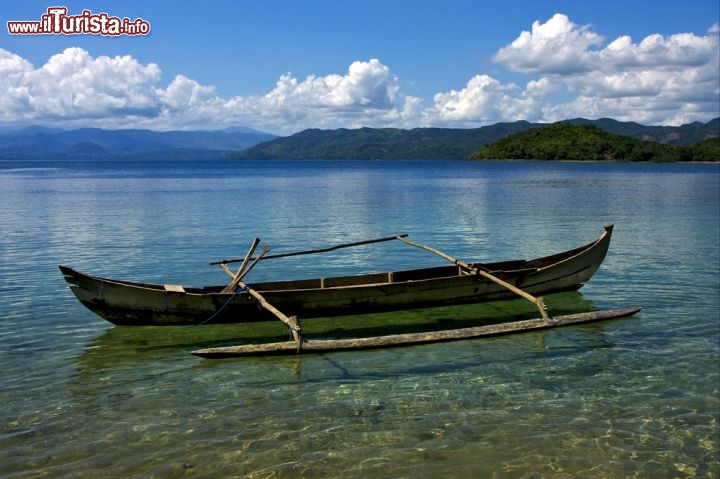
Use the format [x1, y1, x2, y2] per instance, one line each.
[164, 284, 186, 293]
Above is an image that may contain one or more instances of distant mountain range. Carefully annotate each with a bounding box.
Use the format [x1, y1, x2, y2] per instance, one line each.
[238, 118, 719, 160]
[0, 125, 277, 160]
[1, 118, 717, 161]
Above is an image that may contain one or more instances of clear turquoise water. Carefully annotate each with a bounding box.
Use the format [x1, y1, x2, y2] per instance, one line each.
[1, 159, 718, 478]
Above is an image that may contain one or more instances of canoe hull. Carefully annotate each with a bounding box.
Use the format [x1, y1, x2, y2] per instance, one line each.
[60, 225, 614, 326]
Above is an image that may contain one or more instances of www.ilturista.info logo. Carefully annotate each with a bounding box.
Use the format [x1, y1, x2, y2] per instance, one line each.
[7, 7, 150, 36]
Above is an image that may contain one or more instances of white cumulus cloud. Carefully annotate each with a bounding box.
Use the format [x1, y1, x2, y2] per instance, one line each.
[492, 13, 604, 74]
[261, 59, 398, 108]
[424, 75, 522, 126]
[426, 15, 719, 127]
[0, 50, 418, 133]
[6, 48, 162, 122]
[249, 59, 415, 130]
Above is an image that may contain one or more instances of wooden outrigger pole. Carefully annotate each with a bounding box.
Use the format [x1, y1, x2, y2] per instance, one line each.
[395, 236, 550, 321]
[191, 307, 641, 357]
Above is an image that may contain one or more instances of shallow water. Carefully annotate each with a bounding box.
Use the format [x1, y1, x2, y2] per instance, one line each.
[1, 159, 718, 478]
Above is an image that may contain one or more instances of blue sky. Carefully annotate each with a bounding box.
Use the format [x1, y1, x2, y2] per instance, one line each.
[2, 0, 718, 134]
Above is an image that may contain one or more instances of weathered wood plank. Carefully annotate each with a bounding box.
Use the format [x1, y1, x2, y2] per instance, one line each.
[163, 284, 186, 293]
[191, 306, 641, 358]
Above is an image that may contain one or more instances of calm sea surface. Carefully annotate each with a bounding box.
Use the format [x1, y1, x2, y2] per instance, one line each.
[1, 159, 718, 478]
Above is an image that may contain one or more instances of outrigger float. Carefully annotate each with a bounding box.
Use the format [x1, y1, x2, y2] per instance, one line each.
[59, 225, 640, 357]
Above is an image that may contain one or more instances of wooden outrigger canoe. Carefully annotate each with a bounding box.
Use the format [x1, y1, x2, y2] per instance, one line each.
[60, 225, 615, 328]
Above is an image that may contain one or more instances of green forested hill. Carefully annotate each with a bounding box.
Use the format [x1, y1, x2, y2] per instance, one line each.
[563, 117, 720, 145]
[685, 137, 720, 162]
[236, 118, 718, 161]
[469, 124, 719, 162]
[237, 123, 538, 160]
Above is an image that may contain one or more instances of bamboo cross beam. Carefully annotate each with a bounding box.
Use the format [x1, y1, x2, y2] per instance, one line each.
[216, 239, 302, 351]
[238, 281, 302, 352]
[396, 236, 550, 321]
[220, 237, 261, 279]
[234, 237, 261, 278]
[219, 262, 235, 279]
[211, 234, 408, 265]
[221, 245, 269, 293]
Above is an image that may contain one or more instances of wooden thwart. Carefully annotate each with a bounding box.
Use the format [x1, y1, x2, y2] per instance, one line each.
[163, 284, 185, 293]
[191, 307, 641, 358]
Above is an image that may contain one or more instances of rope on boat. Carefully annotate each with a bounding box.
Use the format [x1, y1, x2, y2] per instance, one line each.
[194, 286, 247, 326]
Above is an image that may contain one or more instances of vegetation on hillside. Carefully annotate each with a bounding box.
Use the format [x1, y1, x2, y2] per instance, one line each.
[237, 118, 718, 161]
[469, 124, 719, 162]
[237, 123, 537, 160]
[562, 117, 720, 145]
[681, 137, 720, 162]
